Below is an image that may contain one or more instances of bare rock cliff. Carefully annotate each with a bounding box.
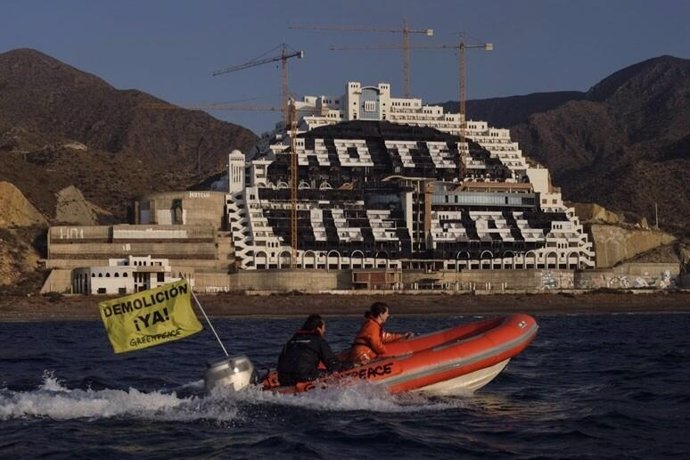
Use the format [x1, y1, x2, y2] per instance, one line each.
[0, 181, 47, 227]
[55, 185, 113, 225]
[0, 181, 46, 286]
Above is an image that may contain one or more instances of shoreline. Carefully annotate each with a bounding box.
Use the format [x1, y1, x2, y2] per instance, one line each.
[1, 291, 689, 322]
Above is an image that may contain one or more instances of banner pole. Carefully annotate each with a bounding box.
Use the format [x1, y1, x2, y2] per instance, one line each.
[191, 289, 229, 358]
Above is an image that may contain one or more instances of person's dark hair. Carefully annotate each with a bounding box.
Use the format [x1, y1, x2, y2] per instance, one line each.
[365, 301, 389, 319]
[302, 314, 324, 331]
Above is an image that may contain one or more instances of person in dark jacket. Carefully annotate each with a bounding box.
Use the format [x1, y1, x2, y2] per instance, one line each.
[277, 314, 342, 386]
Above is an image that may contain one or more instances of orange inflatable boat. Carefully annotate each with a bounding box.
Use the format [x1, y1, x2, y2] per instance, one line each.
[258, 313, 539, 396]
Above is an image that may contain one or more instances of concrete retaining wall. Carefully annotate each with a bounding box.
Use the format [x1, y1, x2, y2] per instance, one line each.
[400, 269, 542, 291]
[590, 224, 676, 268]
[49, 224, 216, 244]
[49, 226, 111, 241]
[40, 269, 72, 294]
[48, 224, 221, 263]
[195, 270, 352, 293]
[575, 263, 679, 290]
[189, 263, 681, 294]
[42, 264, 683, 294]
[49, 242, 218, 259]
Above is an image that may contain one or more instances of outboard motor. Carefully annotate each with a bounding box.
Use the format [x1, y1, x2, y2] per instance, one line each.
[204, 355, 255, 393]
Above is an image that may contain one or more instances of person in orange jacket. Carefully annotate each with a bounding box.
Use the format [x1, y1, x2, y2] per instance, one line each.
[349, 301, 414, 366]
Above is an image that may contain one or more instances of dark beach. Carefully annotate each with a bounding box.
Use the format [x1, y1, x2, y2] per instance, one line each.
[1, 290, 689, 322]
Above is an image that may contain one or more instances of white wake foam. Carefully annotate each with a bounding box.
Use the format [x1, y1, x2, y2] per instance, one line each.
[1, 371, 468, 421]
[210, 380, 466, 413]
[0, 371, 236, 422]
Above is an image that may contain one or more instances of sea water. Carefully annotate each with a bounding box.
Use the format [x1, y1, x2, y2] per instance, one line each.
[1, 313, 689, 459]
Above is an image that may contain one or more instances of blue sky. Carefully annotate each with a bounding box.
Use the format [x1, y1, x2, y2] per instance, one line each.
[2, 0, 689, 134]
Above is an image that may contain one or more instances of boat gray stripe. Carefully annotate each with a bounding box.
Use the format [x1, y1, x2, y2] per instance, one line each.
[380, 323, 539, 387]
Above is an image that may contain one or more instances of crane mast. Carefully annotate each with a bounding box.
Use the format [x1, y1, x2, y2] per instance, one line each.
[289, 101, 298, 268]
[454, 37, 493, 181]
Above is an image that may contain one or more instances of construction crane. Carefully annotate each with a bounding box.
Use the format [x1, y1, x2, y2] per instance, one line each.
[290, 19, 432, 97]
[212, 43, 303, 127]
[329, 36, 492, 180]
[445, 36, 494, 135]
[421, 37, 492, 182]
[288, 100, 298, 268]
[330, 37, 492, 130]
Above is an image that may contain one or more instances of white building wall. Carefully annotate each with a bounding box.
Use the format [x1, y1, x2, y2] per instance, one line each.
[155, 209, 177, 225]
[526, 167, 550, 195]
[71, 256, 182, 295]
[228, 150, 246, 193]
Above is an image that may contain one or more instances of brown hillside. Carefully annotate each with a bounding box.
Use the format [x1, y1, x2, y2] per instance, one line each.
[446, 91, 586, 127]
[0, 48, 258, 220]
[509, 56, 690, 235]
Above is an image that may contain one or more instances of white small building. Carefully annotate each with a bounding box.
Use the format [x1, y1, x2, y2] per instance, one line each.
[72, 255, 184, 295]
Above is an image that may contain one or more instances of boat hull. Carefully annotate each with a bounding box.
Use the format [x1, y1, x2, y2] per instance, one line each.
[413, 358, 510, 395]
[262, 313, 538, 396]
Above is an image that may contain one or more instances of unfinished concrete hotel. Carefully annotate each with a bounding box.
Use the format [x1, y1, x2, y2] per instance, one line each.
[226, 81, 595, 272]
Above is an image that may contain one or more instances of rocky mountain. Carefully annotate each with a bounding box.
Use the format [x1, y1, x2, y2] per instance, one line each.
[0, 48, 257, 221]
[445, 91, 586, 128]
[448, 55, 690, 236]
